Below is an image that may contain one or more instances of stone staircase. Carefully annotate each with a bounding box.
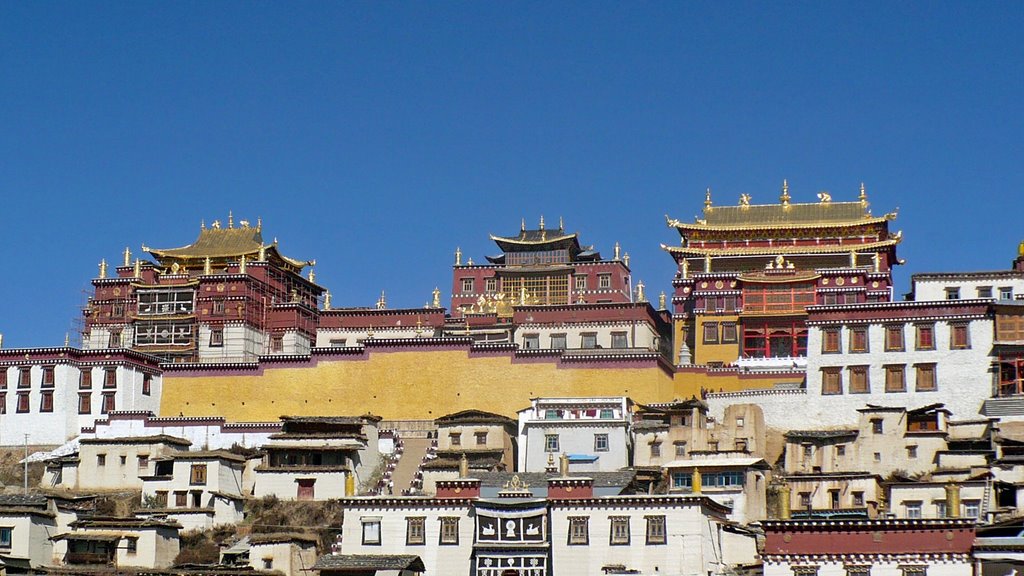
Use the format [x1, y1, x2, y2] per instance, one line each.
[391, 437, 433, 494]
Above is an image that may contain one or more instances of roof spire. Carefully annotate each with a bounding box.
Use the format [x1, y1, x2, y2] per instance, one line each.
[558, 216, 564, 232]
[859, 182, 868, 204]
[228, 211, 234, 229]
[256, 216, 262, 231]
[780, 179, 791, 206]
[521, 218, 526, 232]
[539, 215, 545, 230]
[614, 242, 621, 260]
[704, 188, 713, 210]
[455, 247, 462, 266]
[98, 259, 108, 279]
[123, 247, 131, 267]
[324, 290, 332, 310]
[376, 290, 387, 310]
[200, 219, 206, 230]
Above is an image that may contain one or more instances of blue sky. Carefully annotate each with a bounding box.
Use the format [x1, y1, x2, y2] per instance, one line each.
[1, 2, 1023, 346]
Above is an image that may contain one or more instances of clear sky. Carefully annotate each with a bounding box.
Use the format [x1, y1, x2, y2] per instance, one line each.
[1, 2, 1023, 346]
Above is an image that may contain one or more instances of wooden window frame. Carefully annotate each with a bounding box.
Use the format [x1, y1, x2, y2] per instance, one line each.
[885, 364, 906, 393]
[821, 368, 843, 395]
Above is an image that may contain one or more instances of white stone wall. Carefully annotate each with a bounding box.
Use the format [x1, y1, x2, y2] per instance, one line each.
[248, 541, 317, 576]
[88, 415, 277, 451]
[339, 500, 474, 576]
[550, 498, 738, 576]
[913, 276, 1024, 301]
[0, 363, 161, 446]
[73, 440, 188, 490]
[253, 470, 350, 500]
[0, 513, 55, 567]
[315, 328, 429, 347]
[197, 324, 264, 362]
[888, 483, 988, 519]
[521, 424, 630, 473]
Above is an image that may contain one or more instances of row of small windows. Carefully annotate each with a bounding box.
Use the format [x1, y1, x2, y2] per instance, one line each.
[460, 274, 615, 294]
[360, 516, 667, 547]
[820, 364, 937, 395]
[0, 368, 148, 391]
[945, 285, 1013, 300]
[820, 322, 971, 354]
[0, 390, 117, 414]
[522, 332, 629, 350]
[543, 433, 610, 452]
[671, 471, 745, 489]
[791, 567, 924, 576]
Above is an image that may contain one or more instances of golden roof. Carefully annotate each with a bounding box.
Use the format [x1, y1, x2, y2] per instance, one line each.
[661, 237, 900, 257]
[489, 230, 578, 246]
[144, 223, 312, 270]
[667, 201, 895, 231]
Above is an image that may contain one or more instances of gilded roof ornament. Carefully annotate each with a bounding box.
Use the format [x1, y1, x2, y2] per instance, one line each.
[258, 244, 266, 262]
[613, 242, 621, 260]
[817, 192, 832, 203]
[539, 215, 545, 230]
[636, 279, 647, 303]
[432, 287, 441, 309]
[211, 220, 221, 229]
[238, 254, 247, 274]
[739, 193, 751, 207]
[133, 258, 141, 278]
[521, 218, 526, 233]
[98, 259, 108, 279]
[203, 257, 212, 276]
[704, 188, 713, 211]
[455, 247, 462, 266]
[376, 290, 387, 310]
[780, 179, 791, 206]
[200, 219, 206, 230]
[308, 267, 315, 283]
[558, 216, 564, 232]
[659, 291, 667, 310]
[123, 247, 131, 267]
[64, 332, 69, 347]
[228, 211, 234, 229]
[1018, 240, 1024, 258]
[324, 290, 332, 310]
[859, 182, 868, 204]
[624, 252, 630, 268]
[240, 219, 250, 228]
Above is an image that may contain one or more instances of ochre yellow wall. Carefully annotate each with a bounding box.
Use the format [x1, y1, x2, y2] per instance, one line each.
[160, 349, 787, 422]
[693, 314, 741, 366]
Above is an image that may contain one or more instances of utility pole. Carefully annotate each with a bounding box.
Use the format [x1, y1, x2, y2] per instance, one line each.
[23, 433, 29, 495]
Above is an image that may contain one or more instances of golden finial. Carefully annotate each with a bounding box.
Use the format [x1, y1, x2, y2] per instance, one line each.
[521, 218, 526, 232]
[455, 247, 462, 266]
[520, 284, 528, 305]
[636, 279, 647, 303]
[467, 257, 474, 265]
[376, 290, 386, 310]
[539, 215, 545, 230]
[859, 182, 868, 204]
[558, 216, 564, 232]
[308, 267, 315, 283]
[258, 244, 266, 262]
[1018, 240, 1024, 258]
[211, 219, 221, 229]
[203, 257, 212, 276]
[257, 216, 262, 231]
[704, 255, 712, 273]
[817, 192, 832, 203]
[324, 290, 332, 310]
[624, 252, 630, 268]
[123, 247, 131, 267]
[0, 333, 4, 348]
[228, 211, 234, 229]
[415, 316, 424, 337]
[704, 187, 713, 210]
[780, 179, 791, 205]
[99, 259, 108, 279]
[238, 254, 247, 274]
[614, 242, 621, 260]
[432, 287, 441, 308]
[739, 193, 751, 206]
[240, 219, 250, 228]
[659, 291, 667, 310]
[64, 332, 69, 347]
[200, 219, 206, 230]
[872, 252, 881, 273]
[133, 258, 141, 278]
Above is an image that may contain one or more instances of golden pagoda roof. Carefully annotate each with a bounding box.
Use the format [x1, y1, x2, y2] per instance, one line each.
[144, 222, 312, 270]
[489, 229, 578, 246]
[667, 201, 895, 231]
[661, 237, 901, 257]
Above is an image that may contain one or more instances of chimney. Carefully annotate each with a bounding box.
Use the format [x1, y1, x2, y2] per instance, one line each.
[945, 482, 962, 518]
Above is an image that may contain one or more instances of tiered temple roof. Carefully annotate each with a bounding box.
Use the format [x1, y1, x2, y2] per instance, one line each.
[143, 219, 313, 273]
